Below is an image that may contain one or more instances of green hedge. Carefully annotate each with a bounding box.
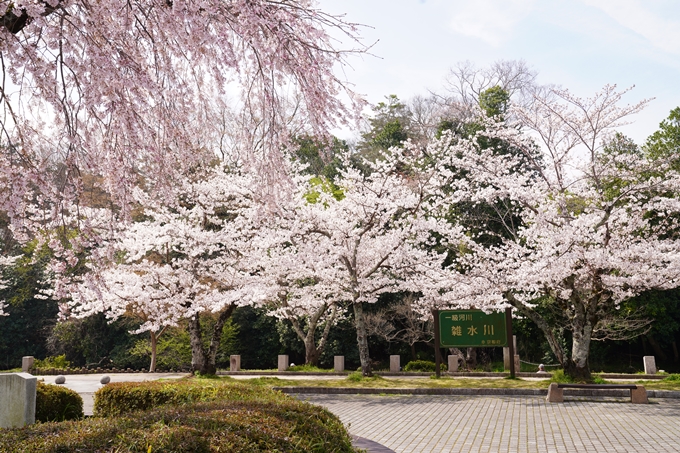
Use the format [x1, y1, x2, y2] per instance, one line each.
[1, 380, 357, 453]
[93, 379, 269, 416]
[403, 360, 446, 372]
[35, 381, 83, 422]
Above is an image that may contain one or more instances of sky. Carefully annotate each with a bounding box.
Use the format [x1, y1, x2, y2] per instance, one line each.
[318, 0, 680, 144]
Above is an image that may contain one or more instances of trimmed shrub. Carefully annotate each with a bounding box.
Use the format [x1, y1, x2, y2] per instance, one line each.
[93, 378, 264, 416]
[35, 381, 83, 422]
[403, 360, 446, 372]
[2, 381, 357, 453]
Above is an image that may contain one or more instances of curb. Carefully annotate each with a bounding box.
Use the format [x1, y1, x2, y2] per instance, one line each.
[275, 386, 680, 399]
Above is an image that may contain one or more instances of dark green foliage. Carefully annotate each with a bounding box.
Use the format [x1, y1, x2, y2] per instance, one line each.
[479, 85, 510, 118]
[403, 360, 445, 372]
[3, 381, 357, 453]
[645, 107, 680, 170]
[47, 314, 139, 369]
[293, 134, 347, 181]
[230, 306, 283, 369]
[318, 314, 361, 369]
[0, 240, 58, 369]
[35, 381, 83, 422]
[355, 95, 412, 168]
[128, 326, 193, 371]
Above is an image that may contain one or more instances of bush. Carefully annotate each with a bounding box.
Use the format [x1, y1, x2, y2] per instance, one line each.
[94, 379, 245, 416]
[35, 381, 83, 422]
[33, 355, 71, 370]
[287, 364, 330, 372]
[0, 401, 357, 453]
[1, 380, 358, 453]
[403, 360, 446, 372]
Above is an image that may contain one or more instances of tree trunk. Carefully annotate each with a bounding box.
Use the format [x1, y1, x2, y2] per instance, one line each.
[188, 305, 236, 375]
[672, 341, 679, 363]
[568, 313, 594, 382]
[149, 331, 158, 373]
[411, 343, 417, 361]
[290, 303, 337, 367]
[466, 348, 477, 370]
[353, 302, 372, 376]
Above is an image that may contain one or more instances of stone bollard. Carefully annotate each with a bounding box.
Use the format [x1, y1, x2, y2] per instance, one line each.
[0, 373, 37, 429]
[230, 355, 241, 372]
[448, 354, 461, 372]
[390, 355, 400, 373]
[22, 356, 34, 373]
[278, 355, 289, 372]
[503, 336, 517, 370]
[514, 355, 521, 373]
[643, 356, 657, 374]
[334, 356, 345, 372]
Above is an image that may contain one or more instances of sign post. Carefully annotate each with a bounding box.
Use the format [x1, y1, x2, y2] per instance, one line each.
[433, 309, 442, 378]
[436, 308, 515, 378]
[505, 307, 515, 378]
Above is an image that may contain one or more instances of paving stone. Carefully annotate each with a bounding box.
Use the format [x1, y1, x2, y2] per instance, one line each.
[300, 394, 680, 453]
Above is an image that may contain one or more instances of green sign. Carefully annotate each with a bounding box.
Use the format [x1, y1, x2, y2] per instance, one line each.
[439, 310, 507, 348]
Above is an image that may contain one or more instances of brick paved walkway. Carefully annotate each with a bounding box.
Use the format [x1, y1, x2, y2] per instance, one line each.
[301, 395, 680, 453]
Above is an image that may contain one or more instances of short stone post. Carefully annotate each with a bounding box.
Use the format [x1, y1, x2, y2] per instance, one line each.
[21, 356, 34, 373]
[229, 355, 241, 372]
[278, 355, 289, 372]
[546, 383, 564, 403]
[448, 354, 460, 372]
[0, 373, 37, 428]
[390, 355, 400, 373]
[643, 356, 657, 374]
[334, 356, 345, 372]
[514, 355, 521, 374]
[503, 336, 517, 370]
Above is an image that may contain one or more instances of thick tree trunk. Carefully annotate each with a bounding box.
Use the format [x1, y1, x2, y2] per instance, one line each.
[567, 306, 594, 382]
[188, 305, 236, 375]
[353, 302, 372, 376]
[506, 292, 594, 381]
[290, 304, 337, 366]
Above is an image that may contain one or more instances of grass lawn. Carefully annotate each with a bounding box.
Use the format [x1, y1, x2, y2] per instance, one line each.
[235, 373, 680, 391]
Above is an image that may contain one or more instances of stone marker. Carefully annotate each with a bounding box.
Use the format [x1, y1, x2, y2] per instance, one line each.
[514, 355, 521, 373]
[0, 373, 37, 429]
[22, 356, 35, 373]
[278, 355, 289, 372]
[55, 375, 66, 385]
[643, 356, 657, 374]
[448, 355, 461, 372]
[100, 375, 111, 385]
[390, 355, 400, 373]
[334, 356, 345, 372]
[230, 355, 241, 372]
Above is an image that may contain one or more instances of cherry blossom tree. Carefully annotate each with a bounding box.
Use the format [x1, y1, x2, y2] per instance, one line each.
[437, 85, 680, 380]
[287, 149, 461, 376]
[0, 0, 364, 259]
[259, 234, 342, 366]
[70, 164, 267, 375]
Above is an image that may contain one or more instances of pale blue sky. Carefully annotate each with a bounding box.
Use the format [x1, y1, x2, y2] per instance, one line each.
[319, 0, 680, 143]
